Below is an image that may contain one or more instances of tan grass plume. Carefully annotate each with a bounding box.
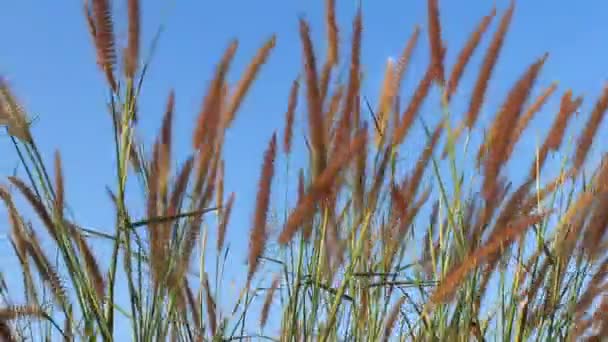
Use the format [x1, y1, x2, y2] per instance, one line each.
[465, 1, 515, 129]
[248, 133, 278, 285]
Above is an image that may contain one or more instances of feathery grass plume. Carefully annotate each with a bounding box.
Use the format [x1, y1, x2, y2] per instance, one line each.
[167, 157, 194, 219]
[552, 190, 595, 257]
[382, 296, 406, 341]
[0, 305, 45, 321]
[67, 222, 105, 302]
[571, 258, 608, 337]
[89, 0, 118, 91]
[326, 0, 338, 65]
[326, 85, 344, 133]
[53, 151, 64, 217]
[247, 133, 277, 285]
[224, 35, 276, 126]
[573, 83, 608, 172]
[0, 188, 27, 257]
[427, 212, 547, 308]
[319, 0, 338, 101]
[124, 0, 140, 78]
[391, 52, 439, 147]
[278, 127, 367, 244]
[203, 274, 217, 338]
[332, 87, 354, 160]
[353, 122, 368, 213]
[8, 177, 58, 242]
[193, 40, 238, 150]
[299, 18, 327, 179]
[546, 91, 582, 154]
[403, 122, 443, 206]
[25, 232, 70, 309]
[283, 77, 300, 154]
[159, 90, 175, 203]
[581, 192, 608, 259]
[480, 54, 547, 199]
[298, 169, 315, 240]
[375, 58, 397, 148]
[183, 281, 202, 337]
[83, 0, 97, 40]
[216, 159, 224, 217]
[146, 142, 163, 278]
[260, 274, 280, 329]
[0, 80, 33, 143]
[0, 320, 15, 342]
[465, 0, 515, 129]
[529, 90, 583, 178]
[445, 6, 496, 101]
[217, 192, 234, 253]
[427, 0, 445, 85]
[394, 26, 420, 94]
[339, 8, 362, 149]
[504, 82, 558, 159]
[514, 82, 557, 140]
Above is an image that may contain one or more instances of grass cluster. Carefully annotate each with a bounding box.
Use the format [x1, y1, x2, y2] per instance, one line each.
[1, 0, 608, 340]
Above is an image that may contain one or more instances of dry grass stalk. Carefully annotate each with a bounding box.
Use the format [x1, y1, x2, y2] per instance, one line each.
[573, 83, 608, 172]
[224, 35, 277, 126]
[445, 7, 496, 101]
[427, 0, 445, 85]
[283, 77, 300, 154]
[465, 1, 515, 129]
[248, 133, 278, 284]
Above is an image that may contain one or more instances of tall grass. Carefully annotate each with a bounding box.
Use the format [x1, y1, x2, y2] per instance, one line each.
[1, 0, 608, 340]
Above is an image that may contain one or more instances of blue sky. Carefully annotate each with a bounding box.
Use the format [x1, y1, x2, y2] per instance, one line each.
[1, 0, 608, 339]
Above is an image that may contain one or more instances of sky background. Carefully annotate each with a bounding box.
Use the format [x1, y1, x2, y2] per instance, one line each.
[1, 0, 608, 339]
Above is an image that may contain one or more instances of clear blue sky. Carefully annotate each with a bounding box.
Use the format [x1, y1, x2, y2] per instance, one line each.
[1, 0, 607, 339]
